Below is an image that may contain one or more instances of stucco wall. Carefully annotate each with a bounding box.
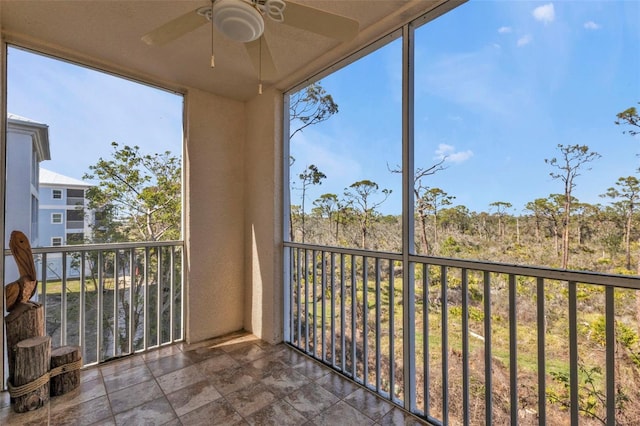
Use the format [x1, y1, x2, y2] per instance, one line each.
[244, 88, 284, 344]
[184, 88, 246, 343]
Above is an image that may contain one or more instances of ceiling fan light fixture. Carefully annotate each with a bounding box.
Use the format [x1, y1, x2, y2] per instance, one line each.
[211, 0, 264, 43]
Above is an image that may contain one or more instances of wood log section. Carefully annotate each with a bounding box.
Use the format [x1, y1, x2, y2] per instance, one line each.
[50, 346, 82, 397]
[5, 302, 44, 377]
[11, 336, 51, 413]
[5, 230, 37, 311]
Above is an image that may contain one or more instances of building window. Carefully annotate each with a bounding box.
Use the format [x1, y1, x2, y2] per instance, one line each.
[67, 188, 84, 206]
[67, 209, 84, 229]
[51, 237, 62, 246]
[51, 213, 63, 224]
[52, 189, 62, 199]
[66, 233, 84, 245]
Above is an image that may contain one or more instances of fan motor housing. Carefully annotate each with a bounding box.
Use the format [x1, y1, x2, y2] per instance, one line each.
[212, 0, 265, 43]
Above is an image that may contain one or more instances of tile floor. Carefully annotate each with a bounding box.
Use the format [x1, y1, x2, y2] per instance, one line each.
[0, 332, 427, 425]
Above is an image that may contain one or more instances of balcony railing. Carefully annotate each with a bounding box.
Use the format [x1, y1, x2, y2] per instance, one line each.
[284, 241, 640, 426]
[4, 241, 184, 368]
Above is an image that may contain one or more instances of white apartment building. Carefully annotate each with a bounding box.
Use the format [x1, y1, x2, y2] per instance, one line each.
[4, 113, 50, 283]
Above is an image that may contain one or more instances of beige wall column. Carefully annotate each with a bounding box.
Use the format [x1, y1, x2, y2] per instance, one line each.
[184, 88, 246, 343]
[244, 88, 284, 344]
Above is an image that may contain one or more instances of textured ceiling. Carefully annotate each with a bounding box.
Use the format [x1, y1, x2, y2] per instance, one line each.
[1, 1, 459, 101]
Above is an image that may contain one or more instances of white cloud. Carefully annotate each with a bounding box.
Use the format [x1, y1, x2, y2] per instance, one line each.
[533, 3, 555, 24]
[517, 34, 533, 47]
[498, 26, 512, 34]
[584, 21, 601, 30]
[435, 144, 473, 164]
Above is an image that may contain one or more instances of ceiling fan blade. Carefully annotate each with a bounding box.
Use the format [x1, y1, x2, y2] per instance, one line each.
[245, 37, 278, 81]
[282, 1, 359, 42]
[142, 8, 209, 46]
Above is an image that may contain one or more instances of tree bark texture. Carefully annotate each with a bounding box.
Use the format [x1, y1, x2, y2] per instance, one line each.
[5, 302, 44, 377]
[50, 346, 82, 397]
[12, 336, 51, 413]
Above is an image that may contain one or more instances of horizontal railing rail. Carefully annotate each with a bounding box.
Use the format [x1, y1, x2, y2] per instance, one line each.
[4, 240, 184, 372]
[284, 241, 640, 426]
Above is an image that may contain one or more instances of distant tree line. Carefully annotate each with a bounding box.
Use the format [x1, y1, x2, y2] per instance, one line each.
[290, 103, 640, 275]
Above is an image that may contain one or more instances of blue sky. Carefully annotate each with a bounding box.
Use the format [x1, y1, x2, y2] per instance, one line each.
[290, 1, 640, 215]
[7, 47, 184, 183]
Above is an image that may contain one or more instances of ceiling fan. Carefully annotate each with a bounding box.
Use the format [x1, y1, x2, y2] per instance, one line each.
[142, 0, 359, 87]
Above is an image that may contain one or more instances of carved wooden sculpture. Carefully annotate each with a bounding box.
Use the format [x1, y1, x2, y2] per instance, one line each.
[5, 230, 37, 311]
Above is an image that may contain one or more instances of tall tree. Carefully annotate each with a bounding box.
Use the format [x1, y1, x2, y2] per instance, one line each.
[297, 164, 326, 243]
[289, 82, 339, 140]
[615, 103, 639, 136]
[288, 82, 339, 241]
[418, 187, 455, 250]
[526, 195, 566, 258]
[489, 201, 513, 241]
[601, 176, 640, 270]
[389, 159, 447, 254]
[84, 142, 181, 242]
[83, 142, 181, 355]
[545, 144, 601, 268]
[344, 180, 391, 249]
[313, 193, 351, 245]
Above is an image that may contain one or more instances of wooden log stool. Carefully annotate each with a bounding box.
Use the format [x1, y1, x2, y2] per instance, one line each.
[50, 346, 82, 397]
[9, 336, 51, 413]
[5, 302, 44, 377]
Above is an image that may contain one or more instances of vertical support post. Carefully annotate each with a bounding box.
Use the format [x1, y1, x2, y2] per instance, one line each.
[537, 277, 546, 426]
[61, 251, 67, 346]
[97, 251, 104, 362]
[389, 260, 396, 401]
[605, 286, 615, 426]
[129, 249, 135, 353]
[509, 274, 518, 426]
[423, 263, 430, 417]
[402, 22, 416, 411]
[156, 248, 161, 346]
[351, 254, 357, 379]
[113, 250, 119, 356]
[282, 92, 292, 343]
[376, 257, 382, 392]
[363, 256, 369, 386]
[569, 281, 578, 426]
[143, 247, 149, 351]
[340, 253, 346, 371]
[312, 249, 317, 355]
[169, 246, 175, 343]
[441, 266, 449, 425]
[330, 252, 336, 366]
[484, 271, 492, 426]
[79, 251, 86, 357]
[461, 269, 470, 425]
[321, 251, 327, 362]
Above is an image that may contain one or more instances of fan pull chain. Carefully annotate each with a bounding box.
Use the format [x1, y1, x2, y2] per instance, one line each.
[258, 36, 263, 95]
[210, 1, 215, 68]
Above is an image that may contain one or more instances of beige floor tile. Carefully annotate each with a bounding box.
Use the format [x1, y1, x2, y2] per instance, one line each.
[225, 382, 278, 417]
[284, 382, 339, 419]
[49, 394, 113, 425]
[114, 396, 176, 426]
[102, 364, 154, 394]
[245, 399, 307, 426]
[165, 379, 222, 417]
[311, 401, 375, 426]
[179, 399, 246, 425]
[108, 379, 164, 414]
[343, 387, 394, 422]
